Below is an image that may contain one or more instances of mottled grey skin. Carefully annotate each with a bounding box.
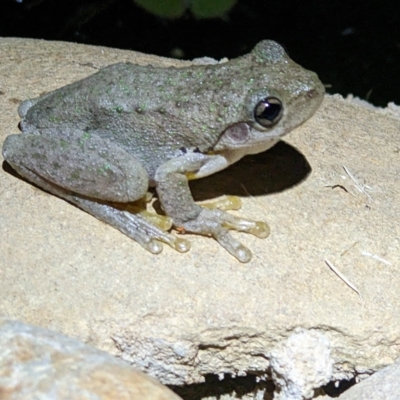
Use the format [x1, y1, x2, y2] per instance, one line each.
[2, 40, 324, 262]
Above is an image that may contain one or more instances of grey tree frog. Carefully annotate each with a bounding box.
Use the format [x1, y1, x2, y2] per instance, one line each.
[2, 40, 324, 262]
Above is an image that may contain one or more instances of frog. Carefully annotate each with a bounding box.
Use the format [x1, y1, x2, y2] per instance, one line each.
[2, 40, 324, 263]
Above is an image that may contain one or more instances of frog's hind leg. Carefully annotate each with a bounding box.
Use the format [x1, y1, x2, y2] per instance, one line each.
[2, 131, 190, 254]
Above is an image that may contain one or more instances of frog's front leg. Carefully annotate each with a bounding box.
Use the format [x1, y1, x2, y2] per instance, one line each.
[155, 153, 270, 263]
[2, 130, 189, 254]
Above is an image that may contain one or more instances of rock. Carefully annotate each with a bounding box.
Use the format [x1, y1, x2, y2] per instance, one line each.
[0, 318, 182, 400]
[320, 358, 400, 400]
[270, 329, 333, 400]
[1, 38, 400, 397]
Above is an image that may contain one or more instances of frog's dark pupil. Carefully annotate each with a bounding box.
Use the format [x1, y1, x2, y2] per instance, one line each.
[254, 97, 283, 127]
[260, 100, 280, 121]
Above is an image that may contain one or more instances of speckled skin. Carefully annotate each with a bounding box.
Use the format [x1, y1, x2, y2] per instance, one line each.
[2, 40, 324, 262]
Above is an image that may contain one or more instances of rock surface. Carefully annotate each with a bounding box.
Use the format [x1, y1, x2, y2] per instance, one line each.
[1, 38, 400, 397]
[321, 358, 400, 400]
[0, 318, 182, 400]
[270, 329, 333, 400]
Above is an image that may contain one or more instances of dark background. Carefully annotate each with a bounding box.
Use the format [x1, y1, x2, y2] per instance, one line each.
[1, 0, 399, 107]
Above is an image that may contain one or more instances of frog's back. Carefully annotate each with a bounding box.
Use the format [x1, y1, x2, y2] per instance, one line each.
[18, 62, 187, 131]
[18, 63, 138, 132]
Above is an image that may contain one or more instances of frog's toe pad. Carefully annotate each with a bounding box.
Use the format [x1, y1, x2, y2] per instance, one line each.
[143, 236, 190, 254]
[250, 221, 270, 238]
[144, 239, 163, 254]
[173, 238, 191, 253]
[234, 245, 252, 263]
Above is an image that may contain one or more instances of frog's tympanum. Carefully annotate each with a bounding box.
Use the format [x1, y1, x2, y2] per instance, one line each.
[2, 40, 324, 262]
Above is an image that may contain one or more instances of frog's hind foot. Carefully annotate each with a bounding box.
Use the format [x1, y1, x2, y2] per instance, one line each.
[76, 199, 191, 255]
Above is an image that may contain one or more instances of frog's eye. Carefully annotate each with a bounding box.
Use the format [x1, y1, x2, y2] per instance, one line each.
[254, 97, 283, 127]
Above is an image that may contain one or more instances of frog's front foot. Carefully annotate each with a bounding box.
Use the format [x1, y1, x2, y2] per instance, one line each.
[179, 208, 270, 263]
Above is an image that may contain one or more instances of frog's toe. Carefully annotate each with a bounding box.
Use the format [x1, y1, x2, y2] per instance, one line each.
[173, 238, 191, 253]
[201, 195, 242, 211]
[219, 211, 270, 238]
[215, 230, 252, 263]
[244, 220, 270, 238]
[142, 238, 163, 254]
[235, 245, 252, 263]
[150, 226, 191, 253]
[124, 212, 191, 254]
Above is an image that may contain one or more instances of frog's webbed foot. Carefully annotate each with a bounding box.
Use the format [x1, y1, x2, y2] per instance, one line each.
[180, 207, 270, 263]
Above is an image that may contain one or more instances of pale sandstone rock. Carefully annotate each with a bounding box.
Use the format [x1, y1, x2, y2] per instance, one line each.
[0, 318, 182, 400]
[269, 329, 333, 400]
[1, 38, 400, 399]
